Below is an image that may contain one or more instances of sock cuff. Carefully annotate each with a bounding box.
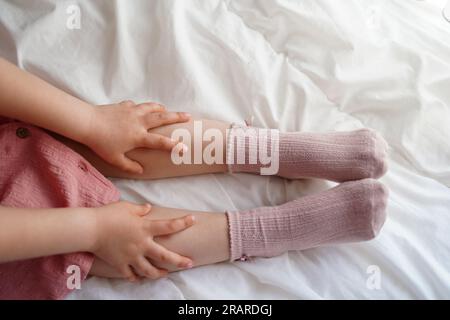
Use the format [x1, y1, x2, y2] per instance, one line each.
[226, 123, 238, 174]
[225, 210, 246, 262]
[227, 123, 275, 175]
[226, 123, 251, 174]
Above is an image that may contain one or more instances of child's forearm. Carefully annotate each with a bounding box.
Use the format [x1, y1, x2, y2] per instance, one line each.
[0, 57, 94, 144]
[0, 206, 97, 263]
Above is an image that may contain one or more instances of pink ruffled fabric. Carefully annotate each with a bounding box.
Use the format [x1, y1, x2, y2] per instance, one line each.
[0, 119, 120, 299]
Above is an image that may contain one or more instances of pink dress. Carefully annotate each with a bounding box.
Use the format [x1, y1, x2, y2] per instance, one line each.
[0, 117, 120, 299]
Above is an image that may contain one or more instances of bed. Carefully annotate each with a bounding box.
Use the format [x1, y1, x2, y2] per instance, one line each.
[0, 0, 449, 299]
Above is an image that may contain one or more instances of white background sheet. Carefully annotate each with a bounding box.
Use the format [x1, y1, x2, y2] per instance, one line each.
[1, 0, 449, 299]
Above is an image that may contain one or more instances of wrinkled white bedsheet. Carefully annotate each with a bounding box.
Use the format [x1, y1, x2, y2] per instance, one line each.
[1, 0, 449, 299]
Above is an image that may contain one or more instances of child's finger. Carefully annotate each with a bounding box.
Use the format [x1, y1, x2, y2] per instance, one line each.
[139, 133, 178, 151]
[145, 111, 191, 129]
[172, 142, 189, 156]
[146, 215, 196, 236]
[133, 256, 168, 280]
[120, 100, 136, 108]
[120, 265, 138, 282]
[146, 243, 193, 269]
[137, 102, 165, 113]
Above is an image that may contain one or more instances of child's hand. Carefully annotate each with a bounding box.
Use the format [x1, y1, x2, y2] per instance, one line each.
[91, 201, 195, 282]
[85, 101, 191, 173]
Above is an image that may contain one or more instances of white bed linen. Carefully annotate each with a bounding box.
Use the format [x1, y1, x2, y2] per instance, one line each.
[0, 0, 449, 299]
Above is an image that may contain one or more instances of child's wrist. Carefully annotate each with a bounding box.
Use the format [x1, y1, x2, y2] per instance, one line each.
[75, 103, 97, 147]
[77, 207, 101, 253]
[80, 104, 111, 154]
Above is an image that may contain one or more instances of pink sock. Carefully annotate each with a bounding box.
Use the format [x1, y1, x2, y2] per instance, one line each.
[226, 178, 388, 261]
[226, 125, 388, 182]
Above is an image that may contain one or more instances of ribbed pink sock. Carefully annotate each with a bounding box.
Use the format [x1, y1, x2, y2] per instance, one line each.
[226, 125, 388, 182]
[226, 178, 388, 261]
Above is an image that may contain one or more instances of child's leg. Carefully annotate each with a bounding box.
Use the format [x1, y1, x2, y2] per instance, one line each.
[59, 119, 388, 182]
[90, 208, 229, 278]
[58, 119, 230, 179]
[90, 178, 388, 278]
[53, 118, 389, 279]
